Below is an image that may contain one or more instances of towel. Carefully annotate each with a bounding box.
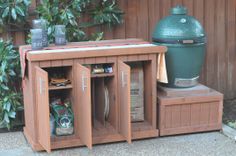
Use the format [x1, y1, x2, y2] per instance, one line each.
[157, 53, 168, 83]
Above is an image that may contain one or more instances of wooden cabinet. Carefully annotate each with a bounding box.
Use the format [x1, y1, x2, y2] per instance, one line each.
[20, 39, 167, 152]
[157, 85, 223, 136]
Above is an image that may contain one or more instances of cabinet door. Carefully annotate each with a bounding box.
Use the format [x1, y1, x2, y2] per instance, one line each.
[76, 63, 92, 149]
[35, 67, 51, 153]
[118, 61, 131, 143]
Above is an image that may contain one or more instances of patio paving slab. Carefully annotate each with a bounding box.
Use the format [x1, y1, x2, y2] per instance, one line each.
[0, 131, 235, 156]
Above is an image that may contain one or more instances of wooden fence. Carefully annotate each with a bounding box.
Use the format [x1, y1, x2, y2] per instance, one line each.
[1, 0, 236, 100]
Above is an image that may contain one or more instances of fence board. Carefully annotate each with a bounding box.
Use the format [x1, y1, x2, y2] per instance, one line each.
[1, 0, 236, 100]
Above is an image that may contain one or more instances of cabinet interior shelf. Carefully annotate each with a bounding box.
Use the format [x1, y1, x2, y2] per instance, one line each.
[91, 73, 114, 78]
[49, 84, 73, 91]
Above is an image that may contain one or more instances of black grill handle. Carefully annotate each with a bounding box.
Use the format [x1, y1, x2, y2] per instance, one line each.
[152, 37, 206, 44]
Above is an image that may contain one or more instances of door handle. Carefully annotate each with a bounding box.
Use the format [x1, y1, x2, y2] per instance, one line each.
[39, 78, 46, 94]
[82, 72, 88, 92]
[121, 71, 128, 87]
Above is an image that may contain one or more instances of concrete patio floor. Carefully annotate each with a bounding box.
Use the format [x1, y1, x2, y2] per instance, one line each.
[0, 131, 235, 156]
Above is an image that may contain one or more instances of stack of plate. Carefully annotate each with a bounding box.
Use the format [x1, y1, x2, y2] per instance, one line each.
[104, 86, 109, 121]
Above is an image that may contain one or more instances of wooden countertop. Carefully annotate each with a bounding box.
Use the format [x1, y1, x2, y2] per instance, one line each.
[20, 39, 167, 62]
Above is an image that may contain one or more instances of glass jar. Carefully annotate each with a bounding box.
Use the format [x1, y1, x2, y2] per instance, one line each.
[32, 19, 48, 47]
[31, 29, 43, 50]
[55, 25, 66, 45]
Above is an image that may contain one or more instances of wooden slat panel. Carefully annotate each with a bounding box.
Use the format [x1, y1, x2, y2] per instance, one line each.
[137, 0, 149, 41]
[165, 106, 172, 128]
[28, 61, 40, 143]
[149, 54, 157, 129]
[194, 0, 205, 84]
[148, 0, 161, 40]
[216, 0, 226, 94]
[84, 58, 96, 64]
[95, 57, 107, 64]
[205, 0, 217, 89]
[13, 32, 25, 46]
[127, 55, 139, 62]
[190, 103, 201, 126]
[113, 0, 127, 39]
[51, 60, 62, 67]
[171, 105, 181, 128]
[62, 59, 73, 66]
[209, 102, 219, 124]
[126, 0, 137, 38]
[76, 63, 92, 149]
[180, 104, 191, 127]
[35, 67, 51, 153]
[183, 0, 194, 15]
[118, 61, 131, 143]
[199, 103, 210, 125]
[172, 0, 183, 6]
[94, 79, 105, 125]
[39, 61, 51, 68]
[144, 59, 152, 123]
[138, 54, 149, 61]
[226, 0, 236, 98]
[118, 56, 128, 62]
[161, 0, 172, 18]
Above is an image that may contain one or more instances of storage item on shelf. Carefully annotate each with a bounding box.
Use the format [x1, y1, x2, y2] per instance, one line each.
[131, 107, 144, 122]
[130, 63, 144, 122]
[104, 65, 113, 73]
[104, 86, 110, 121]
[50, 78, 71, 87]
[92, 65, 104, 74]
[50, 98, 74, 136]
[50, 114, 55, 136]
[91, 64, 113, 74]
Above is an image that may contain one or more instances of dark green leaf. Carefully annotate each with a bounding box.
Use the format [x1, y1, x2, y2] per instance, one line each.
[15, 6, 25, 17]
[4, 113, 9, 123]
[3, 102, 11, 112]
[2, 7, 9, 18]
[11, 8, 17, 20]
[8, 111, 16, 118]
[9, 70, 16, 76]
[23, 0, 31, 6]
[1, 85, 9, 90]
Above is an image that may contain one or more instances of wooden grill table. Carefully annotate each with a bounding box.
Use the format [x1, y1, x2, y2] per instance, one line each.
[20, 39, 167, 152]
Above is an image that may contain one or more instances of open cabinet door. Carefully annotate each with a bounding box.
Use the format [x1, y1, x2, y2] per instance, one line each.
[76, 64, 92, 149]
[35, 67, 51, 153]
[118, 61, 131, 143]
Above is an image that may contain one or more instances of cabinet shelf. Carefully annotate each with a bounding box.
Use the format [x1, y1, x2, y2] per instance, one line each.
[91, 73, 114, 78]
[49, 84, 73, 91]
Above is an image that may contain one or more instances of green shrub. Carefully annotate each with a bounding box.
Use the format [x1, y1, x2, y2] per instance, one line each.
[35, 0, 123, 42]
[0, 0, 31, 29]
[0, 39, 22, 130]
